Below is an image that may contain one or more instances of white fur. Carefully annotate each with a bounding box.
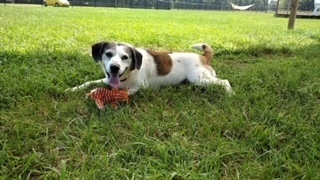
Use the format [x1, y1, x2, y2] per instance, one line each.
[66, 43, 233, 95]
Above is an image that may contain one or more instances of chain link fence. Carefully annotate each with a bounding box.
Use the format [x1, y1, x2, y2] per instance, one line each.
[2, 0, 274, 12]
[275, 0, 319, 16]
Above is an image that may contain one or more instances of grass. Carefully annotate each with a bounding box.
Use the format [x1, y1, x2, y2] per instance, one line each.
[1, 5, 320, 179]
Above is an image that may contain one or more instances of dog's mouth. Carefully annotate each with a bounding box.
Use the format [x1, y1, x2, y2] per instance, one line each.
[107, 67, 128, 88]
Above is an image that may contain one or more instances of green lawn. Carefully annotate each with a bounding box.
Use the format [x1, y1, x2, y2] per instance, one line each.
[0, 5, 320, 179]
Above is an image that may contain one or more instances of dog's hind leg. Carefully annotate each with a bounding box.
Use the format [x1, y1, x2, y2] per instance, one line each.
[65, 78, 107, 92]
[188, 72, 233, 94]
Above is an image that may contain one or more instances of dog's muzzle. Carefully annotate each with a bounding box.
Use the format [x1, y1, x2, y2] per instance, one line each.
[110, 64, 120, 74]
[107, 64, 128, 88]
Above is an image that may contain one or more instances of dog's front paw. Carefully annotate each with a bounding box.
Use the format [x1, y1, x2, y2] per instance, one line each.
[127, 88, 139, 95]
[65, 86, 79, 92]
[226, 88, 235, 96]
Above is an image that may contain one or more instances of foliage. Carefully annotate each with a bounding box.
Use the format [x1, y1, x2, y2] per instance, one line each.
[300, 0, 314, 11]
[279, 0, 315, 11]
[0, 6, 320, 179]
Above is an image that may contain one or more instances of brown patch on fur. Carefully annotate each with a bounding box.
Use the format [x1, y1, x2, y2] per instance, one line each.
[199, 44, 214, 65]
[147, 50, 173, 76]
[199, 46, 215, 73]
[91, 42, 117, 62]
[200, 55, 209, 65]
[121, 46, 135, 71]
[122, 46, 142, 71]
[198, 45, 215, 73]
[122, 46, 132, 56]
[202, 44, 214, 62]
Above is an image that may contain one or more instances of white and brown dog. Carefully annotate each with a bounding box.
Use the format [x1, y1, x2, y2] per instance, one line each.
[67, 41, 232, 95]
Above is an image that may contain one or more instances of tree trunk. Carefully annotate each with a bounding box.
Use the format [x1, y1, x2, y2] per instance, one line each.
[288, 0, 300, 30]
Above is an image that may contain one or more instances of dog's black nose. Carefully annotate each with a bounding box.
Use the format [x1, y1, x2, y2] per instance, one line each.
[110, 65, 120, 74]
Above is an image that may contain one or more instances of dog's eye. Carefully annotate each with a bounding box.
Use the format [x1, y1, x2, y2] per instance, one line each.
[121, 55, 128, 60]
[105, 52, 113, 58]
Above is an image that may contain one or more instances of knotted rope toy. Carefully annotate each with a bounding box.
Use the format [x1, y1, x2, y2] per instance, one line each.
[86, 88, 129, 110]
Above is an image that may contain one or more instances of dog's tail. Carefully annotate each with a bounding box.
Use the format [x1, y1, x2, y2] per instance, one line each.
[191, 43, 214, 64]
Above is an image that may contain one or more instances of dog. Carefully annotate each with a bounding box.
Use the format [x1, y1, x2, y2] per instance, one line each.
[66, 41, 233, 95]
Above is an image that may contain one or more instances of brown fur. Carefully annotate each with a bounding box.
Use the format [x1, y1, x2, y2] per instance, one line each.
[201, 44, 214, 63]
[200, 55, 209, 65]
[199, 45, 214, 73]
[147, 50, 173, 76]
[92, 42, 117, 62]
[123, 46, 135, 70]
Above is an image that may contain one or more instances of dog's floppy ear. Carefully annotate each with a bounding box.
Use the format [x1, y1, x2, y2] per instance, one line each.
[91, 42, 108, 62]
[130, 47, 142, 70]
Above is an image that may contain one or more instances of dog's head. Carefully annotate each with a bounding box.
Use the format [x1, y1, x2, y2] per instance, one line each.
[91, 41, 142, 88]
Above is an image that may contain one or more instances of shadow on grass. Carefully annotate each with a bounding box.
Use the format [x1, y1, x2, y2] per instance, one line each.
[0, 48, 233, 111]
[0, 49, 101, 109]
[1, 41, 320, 179]
[1, 39, 319, 110]
[215, 40, 320, 61]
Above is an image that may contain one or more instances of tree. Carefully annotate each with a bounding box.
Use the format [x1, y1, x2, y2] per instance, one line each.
[255, 0, 266, 10]
[288, 0, 300, 29]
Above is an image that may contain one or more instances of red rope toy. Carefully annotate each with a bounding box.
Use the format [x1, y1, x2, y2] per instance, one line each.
[86, 88, 129, 110]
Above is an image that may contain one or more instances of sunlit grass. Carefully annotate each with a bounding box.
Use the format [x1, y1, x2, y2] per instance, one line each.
[0, 5, 320, 179]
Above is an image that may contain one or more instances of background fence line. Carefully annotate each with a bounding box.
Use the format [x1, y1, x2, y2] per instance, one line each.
[2, 0, 277, 12]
